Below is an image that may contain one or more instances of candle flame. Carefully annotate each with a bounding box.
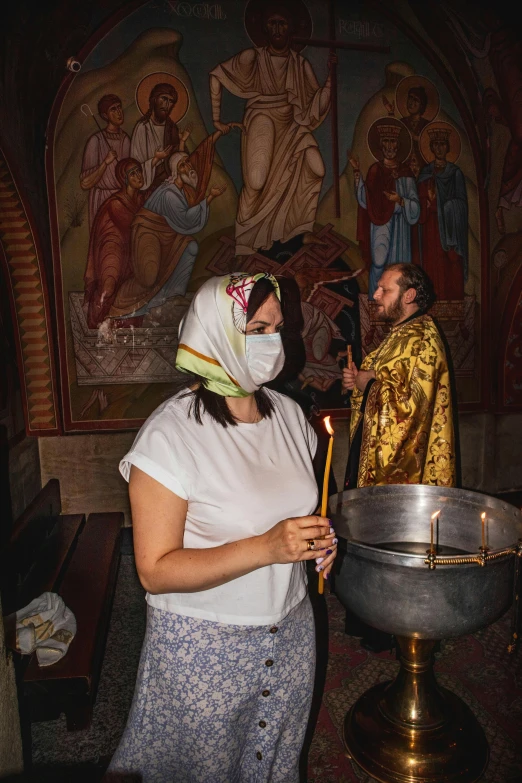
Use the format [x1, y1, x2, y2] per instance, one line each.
[323, 416, 334, 436]
[431, 509, 441, 520]
[481, 512, 486, 521]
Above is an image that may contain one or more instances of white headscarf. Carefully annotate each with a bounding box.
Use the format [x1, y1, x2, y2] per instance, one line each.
[175, 273, 281, 397]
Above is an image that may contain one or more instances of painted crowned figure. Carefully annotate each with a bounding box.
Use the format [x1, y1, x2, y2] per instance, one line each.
[349, 118, 420, 298]
[210, 1, 333, 256]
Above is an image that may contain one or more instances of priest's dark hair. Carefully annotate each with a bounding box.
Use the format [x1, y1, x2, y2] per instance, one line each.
[391, 263, 436, 312]
[180, 277, 278, 427]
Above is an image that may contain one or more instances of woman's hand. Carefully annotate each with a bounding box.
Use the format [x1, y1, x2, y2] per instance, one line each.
[261, 515, 336, 573]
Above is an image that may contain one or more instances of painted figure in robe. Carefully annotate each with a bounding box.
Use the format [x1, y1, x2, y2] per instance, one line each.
[416, 127, 468, 299]
[400, 86, 430, 177]
[210, 5, 333, 256]
[383, 86, 430, 178]
[80, 94, 131, 230]
[131, 82, 191, 193]
[109, 132, 226, 321]
[83, 158, 145, 329]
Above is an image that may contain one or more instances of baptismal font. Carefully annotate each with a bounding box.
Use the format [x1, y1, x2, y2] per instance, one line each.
[332, 485, 522, 783]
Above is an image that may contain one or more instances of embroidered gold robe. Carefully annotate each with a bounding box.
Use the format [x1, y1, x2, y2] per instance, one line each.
[350, 314, 455, 487]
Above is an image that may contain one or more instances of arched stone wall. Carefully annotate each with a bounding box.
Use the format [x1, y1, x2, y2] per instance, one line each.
[0, 149, 60, 435]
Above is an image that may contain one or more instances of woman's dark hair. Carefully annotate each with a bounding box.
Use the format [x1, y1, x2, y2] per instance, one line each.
[391, 263, 436, 311]
[182, 277, 279, 427]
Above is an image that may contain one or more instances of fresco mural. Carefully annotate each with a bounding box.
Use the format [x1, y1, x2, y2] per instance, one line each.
[48, 0, 484, 431]
[407, 0, 522, 411]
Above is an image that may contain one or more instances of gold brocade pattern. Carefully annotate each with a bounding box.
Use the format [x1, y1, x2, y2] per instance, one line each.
[351, 315, 456, 487]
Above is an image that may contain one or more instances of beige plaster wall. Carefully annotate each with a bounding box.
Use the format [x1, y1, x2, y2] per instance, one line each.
[39, 432, 135, 525]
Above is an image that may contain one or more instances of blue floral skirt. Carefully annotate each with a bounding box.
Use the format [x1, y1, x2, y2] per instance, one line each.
[107, 596, 315, 783]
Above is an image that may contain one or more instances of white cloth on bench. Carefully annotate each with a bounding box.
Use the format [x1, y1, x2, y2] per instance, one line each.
[14, 592, 77, 667]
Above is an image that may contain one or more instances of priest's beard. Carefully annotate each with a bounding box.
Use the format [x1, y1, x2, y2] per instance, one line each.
[377, 295, 406, 324]
[181, 169, 198, 189]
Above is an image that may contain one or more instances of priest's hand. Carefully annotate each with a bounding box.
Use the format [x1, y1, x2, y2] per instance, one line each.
[342, 363, 358, 392]
[355, 369, 376, 392]
[342, 365, 376, 393]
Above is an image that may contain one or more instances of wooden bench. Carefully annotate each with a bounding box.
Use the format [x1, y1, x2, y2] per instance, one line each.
[3, 479, 123, 732]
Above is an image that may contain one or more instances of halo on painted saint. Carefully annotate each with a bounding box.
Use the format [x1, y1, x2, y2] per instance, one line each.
[135, 72, 190, 124]
[367, 117, 412, 163]
[419, 121, 462, 164]
[396, 74, 440, 123]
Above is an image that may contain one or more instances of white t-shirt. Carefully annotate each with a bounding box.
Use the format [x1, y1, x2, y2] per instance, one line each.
[120, 388, 319, 625]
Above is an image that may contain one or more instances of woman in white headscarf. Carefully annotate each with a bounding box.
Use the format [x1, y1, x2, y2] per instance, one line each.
[107, 272, 337, 783]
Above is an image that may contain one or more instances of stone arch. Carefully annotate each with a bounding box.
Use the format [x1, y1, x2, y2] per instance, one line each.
[0, 148, 60, 435]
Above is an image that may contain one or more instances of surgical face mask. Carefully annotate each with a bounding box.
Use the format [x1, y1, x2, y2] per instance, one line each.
[245, 332, 285, 386]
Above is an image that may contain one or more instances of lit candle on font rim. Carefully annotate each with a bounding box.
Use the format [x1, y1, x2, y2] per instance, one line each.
[430, 510, 441, 553]
[319, 417, 335, 595]
[481, 512, 487, 550]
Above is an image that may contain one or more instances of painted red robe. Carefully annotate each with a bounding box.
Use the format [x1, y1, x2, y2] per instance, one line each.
[83, 189, 145, 328]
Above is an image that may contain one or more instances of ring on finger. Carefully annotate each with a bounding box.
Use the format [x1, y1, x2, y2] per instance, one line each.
[306, 539, 315, 551]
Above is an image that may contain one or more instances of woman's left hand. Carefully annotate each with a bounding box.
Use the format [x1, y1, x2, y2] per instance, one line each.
[314, 531, 338, 580]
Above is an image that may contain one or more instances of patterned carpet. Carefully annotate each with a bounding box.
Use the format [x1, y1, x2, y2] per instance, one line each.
[26, 549, 522, 782]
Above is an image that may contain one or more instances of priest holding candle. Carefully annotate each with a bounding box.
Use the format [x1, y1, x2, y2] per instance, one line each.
[342, 263, 456, 490]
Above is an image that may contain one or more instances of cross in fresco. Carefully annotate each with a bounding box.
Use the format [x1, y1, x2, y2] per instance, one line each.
[292, 0, 390, 217]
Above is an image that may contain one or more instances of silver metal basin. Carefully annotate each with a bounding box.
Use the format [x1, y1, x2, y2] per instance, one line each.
[331, 485, 522, 639]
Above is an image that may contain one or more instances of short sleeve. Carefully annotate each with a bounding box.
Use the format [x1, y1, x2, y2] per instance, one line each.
[119, 415, 193, 500]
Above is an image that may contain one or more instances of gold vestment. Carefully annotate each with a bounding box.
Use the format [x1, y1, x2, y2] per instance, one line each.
[350, 314, 456, 487]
